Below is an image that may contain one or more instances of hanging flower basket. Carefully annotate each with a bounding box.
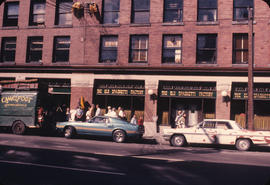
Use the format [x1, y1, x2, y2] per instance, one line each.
[72, 2, 84, 19]
[89, 3, 98, 16]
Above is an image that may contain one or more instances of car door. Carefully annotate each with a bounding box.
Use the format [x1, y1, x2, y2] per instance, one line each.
[193, 121, 217, 144]
[215, 121, 235, 145]
[87, 117, 112, 136]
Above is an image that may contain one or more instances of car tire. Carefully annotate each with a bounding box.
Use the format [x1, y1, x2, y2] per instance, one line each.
[113, 130, 126, 143]
[170, 134, 186, 147]
[235, 139, 251, 151]
[12, 121, 26, 135]
[64, 126, 75, 139]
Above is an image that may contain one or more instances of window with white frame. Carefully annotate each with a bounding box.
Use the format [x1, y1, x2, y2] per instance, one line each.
[233, 33, 248, 64]
[130, 35, 148, 63]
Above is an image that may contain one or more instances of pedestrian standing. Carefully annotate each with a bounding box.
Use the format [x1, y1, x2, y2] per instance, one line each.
[95, 104, 101, 116]
[130, 115, 137, 124]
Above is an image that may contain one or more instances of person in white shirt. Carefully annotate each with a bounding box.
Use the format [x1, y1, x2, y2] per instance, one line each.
[130, 115, 137, 124]
[95, 104, 101, 116]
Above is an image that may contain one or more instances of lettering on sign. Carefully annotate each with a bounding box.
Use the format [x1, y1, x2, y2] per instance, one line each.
[96, 88, 145, 96]
[1, 96, 33, 104]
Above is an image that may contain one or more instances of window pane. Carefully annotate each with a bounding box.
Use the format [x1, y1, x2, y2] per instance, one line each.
[54, 37, 70, 62]
[7, 4, 19, 16]
[103, 37, 118, 47]
[101, 50, 117, 61]
[33, 14, 45, 23]
[133, 0, 150, 10]
[197, 50, 216, 63]
[104, 0, 120, 11]
[198, 35, 216, 49]
[164, 10, 182, 22]
[165, 0, 183, 9]
[133, 12, 149, 24]
[100, 36, 118, 62]
[33, 3, 45, 14]
[198, 0, 217, 8]
[235, 8, 248, 20]
[1, 38, 16, 62]
[59, 2, 72, 13]
[234, 0, 253, 7]
[103, 12, 119, 24]
[55, 50, 69, 61]
[164, 36, 182, 48]
[130, 36, 148, 63]
[59, 13, 72, 25]
[198, 9, 217, 21]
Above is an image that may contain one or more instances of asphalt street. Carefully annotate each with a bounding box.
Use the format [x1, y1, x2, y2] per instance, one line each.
[0, 133, 270, 185]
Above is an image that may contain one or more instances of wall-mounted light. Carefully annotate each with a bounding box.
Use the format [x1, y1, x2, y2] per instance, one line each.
[148, 89, 157, 101]
[221, 90, 230, 104]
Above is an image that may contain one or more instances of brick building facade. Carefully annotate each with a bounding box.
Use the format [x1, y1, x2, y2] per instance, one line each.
[0, 0, 270, 132]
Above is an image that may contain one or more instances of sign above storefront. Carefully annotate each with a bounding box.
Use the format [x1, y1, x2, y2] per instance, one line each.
[233, 92, 270, 100]
[232, 83, 270, 100]
[96, 88, 145, 96]
[160, 90, 216, 98]
[159, 81, 216, 99]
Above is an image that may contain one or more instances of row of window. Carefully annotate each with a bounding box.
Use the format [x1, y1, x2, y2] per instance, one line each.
[0, 34, 249, 64]
[0, 36, 70, 63]
[2, 0, 253, 27]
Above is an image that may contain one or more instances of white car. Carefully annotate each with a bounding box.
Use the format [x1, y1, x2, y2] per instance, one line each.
[163, 119, 270, 151]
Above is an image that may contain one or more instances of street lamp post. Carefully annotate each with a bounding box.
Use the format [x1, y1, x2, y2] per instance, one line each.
[247, 7, 254, 130]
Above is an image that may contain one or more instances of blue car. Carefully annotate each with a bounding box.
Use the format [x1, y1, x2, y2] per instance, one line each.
[56, 116, 144, 143]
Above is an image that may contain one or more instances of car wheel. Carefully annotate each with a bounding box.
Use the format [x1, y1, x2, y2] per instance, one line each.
[12, 121, 26, 135]
[113, 130, 126, 143]
[64, 126, 75, 139]
[235, 139, 251, 151]
[170, 134, 186, 147]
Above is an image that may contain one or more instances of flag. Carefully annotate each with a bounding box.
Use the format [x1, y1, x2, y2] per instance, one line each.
[80, 96, 85, 109]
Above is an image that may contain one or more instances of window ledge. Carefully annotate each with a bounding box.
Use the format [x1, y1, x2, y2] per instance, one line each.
[102, 24, 120, 27]
[162, 22, 184, 26]
[26, 62, 43, 65]
[98, 62, 118, 65]
[232, 64, 249, 67]
[195, 63, 218, 66]
[0, 62, 16, 65]
[1, 26, 19, 30]
[53, 25, 73, 28]
[128, 62, 148, 65]
[28, 25, 46, 29]
[162, 63, 183, 66]
[196, 21, 219, 26]
[232, 20, 256, 25]
[130, 23, 151, 27]
[52, 62, 70, 65]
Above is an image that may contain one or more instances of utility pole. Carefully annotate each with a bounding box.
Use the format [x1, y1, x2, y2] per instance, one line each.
[247, 7, 254, 130]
